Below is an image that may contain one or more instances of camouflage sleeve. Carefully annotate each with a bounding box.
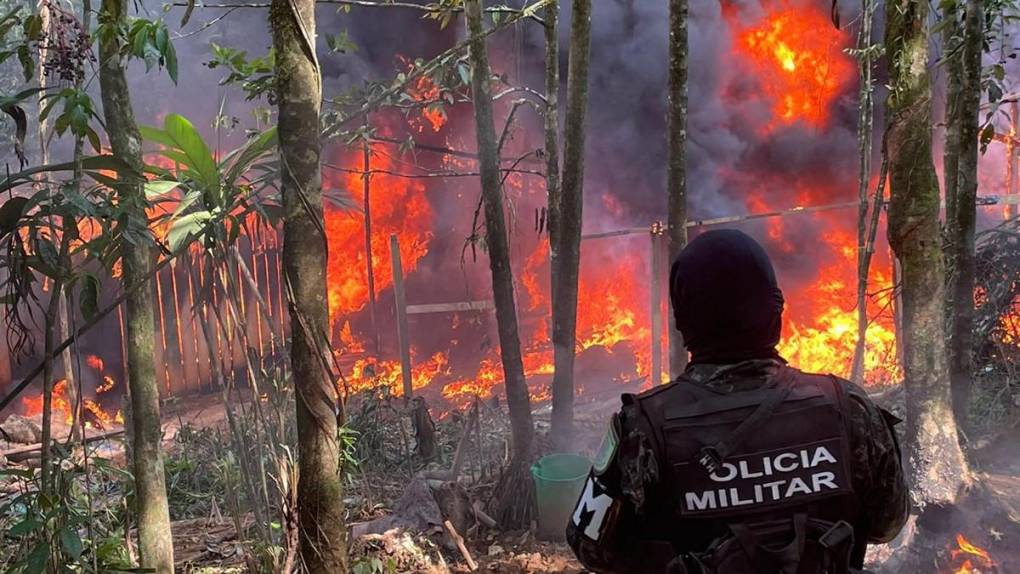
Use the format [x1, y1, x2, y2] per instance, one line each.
[566, 404, 674, 573]
[844, 382, 910, 543]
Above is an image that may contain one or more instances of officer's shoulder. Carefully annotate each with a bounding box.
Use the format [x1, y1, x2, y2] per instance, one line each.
[798, 370, 880, 412]
[621, 379, 682, 406]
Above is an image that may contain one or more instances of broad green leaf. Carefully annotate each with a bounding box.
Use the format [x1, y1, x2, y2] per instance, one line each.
[144, 180, 181, 199]
[171, 189, 203, 219]
[166, 210, 211, 252]
[59, 527, 83, 559]
[0, 156, 141, 195]
[163, 114, 219, 195]
[0, 196, 28, 236]
[139, 125, 177, 149]
[9, 518, 44, 536]
[24, 541, 49, 574]
[223, 126, 278, 185]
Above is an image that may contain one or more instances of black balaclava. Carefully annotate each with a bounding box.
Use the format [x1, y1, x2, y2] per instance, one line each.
[670, 229, 785, 365]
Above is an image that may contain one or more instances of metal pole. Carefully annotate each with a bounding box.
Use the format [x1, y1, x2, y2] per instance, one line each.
[390, 234, 413, 400]
[650, 224, 663, 385]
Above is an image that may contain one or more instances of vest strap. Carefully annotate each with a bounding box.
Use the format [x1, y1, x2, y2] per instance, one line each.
[696, 366, 799, 473]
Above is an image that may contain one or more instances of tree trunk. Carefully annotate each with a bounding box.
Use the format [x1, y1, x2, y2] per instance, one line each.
[947, 0, 983, 427]
[884, 0, 970, 507]
[98, 0, 174, 570]
[666, 0, 689, 379]
[464, 0, 533, 462]
[270, 0, 348, 570]
[850, 0, 877, 383]
[550, 0, 591, 452]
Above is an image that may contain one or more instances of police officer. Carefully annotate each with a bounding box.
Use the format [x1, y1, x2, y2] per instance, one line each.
[567, 229, 909, 574]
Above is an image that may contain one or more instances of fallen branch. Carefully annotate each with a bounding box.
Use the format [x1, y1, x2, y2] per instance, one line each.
[472, 500, 497, 529]
[443, 519, 478, 571]
[1, 428, 124, 458]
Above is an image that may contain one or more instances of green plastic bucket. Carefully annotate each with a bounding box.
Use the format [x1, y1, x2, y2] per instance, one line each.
[531, 453, 591, 540]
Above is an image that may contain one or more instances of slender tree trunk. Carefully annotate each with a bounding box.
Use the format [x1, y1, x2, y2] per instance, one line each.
[98, 0, 174, 569]
[270, 0, 348, 570]
[851, 0, 877, 383]
[666, 0, 689, 378]
[550, 0, 591, 452]
[884, 0, 970, 507]
[36, 0, 81, 439]
[465, 0, 533, 462]
[948, 0, 984, 427]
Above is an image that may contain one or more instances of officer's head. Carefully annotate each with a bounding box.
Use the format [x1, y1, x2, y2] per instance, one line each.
[670, 229, 785, 365]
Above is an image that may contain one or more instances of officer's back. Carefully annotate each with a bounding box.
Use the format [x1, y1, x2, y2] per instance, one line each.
[566, 230, 909, 574]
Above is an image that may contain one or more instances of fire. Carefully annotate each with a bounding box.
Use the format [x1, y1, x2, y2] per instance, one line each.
[397, 55, 448, 133]
[948, 534, 994, 574]
[323, 139, 433, 330]
[20, 374, 123, 431]
[86, 354, 104, 371]
[734, 6, 855, 128]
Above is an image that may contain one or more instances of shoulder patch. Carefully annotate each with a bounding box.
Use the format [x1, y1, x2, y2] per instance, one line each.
[593, 414, 621, 475]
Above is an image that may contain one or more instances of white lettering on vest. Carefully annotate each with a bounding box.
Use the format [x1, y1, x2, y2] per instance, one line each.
[681, 445, 844, 513]
[710, 463, 738, 482]
[773, 452, 799, 472]
[572, 478, 614, 540]
[685, 490, 717, 511]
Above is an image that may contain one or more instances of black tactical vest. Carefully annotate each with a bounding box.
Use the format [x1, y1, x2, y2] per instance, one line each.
[626, 367, 861, 564]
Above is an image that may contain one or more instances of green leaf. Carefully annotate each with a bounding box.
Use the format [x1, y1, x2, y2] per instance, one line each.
[59, 527, 83, 559]
[223, 126, 277, 185]
[165, 41, 178, 84]
[9, 518, 44, 536]
[166, 210, 211, 252]
[23, 14, 42, 41]
[0, 196, 29, 235]
[0, 156, 141, 195]
[139, 125, 177, 149]
[79, 275, 100, 320]
[163, 114, 219, 196]
[86, 127, 102, 153]
[171, 189, 202, 219]
[144, 180, 182, 199]
[24, 541, 49, 574]
[17, 43, 33, 82]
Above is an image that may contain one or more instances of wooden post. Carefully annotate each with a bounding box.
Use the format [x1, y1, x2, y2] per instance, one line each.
[364, 121, 380, 355]
[1008, 101, 1019, 221]
[390, 234, 413, 400]
[650, 223, 663, 386]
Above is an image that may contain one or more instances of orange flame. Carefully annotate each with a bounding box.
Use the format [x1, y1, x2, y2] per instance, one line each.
[949, 534, 994, 574]
[734, 6, 855, 128]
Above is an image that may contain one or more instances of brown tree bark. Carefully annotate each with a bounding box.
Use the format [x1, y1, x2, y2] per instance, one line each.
[465, 0, 533, 468]
[666, 0, 689, 379]
[885, 0, 970, 506]
[550, 0, 591, 452]
[946, 0, 984, 427]
[270, 0, 348, 569]
[98, 0, 174, 569]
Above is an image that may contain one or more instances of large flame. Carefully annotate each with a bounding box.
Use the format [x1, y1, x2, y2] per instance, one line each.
[323, 140, 433, 334]
[734, 6, 855, 128]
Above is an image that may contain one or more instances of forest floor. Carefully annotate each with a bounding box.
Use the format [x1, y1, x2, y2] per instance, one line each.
[4, 385, 1020, 573]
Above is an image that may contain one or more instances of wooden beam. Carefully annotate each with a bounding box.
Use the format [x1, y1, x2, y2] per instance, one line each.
[649, 228, 663, 386]
[405, 300, 494, 315]
[389, 235, 413, 400]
